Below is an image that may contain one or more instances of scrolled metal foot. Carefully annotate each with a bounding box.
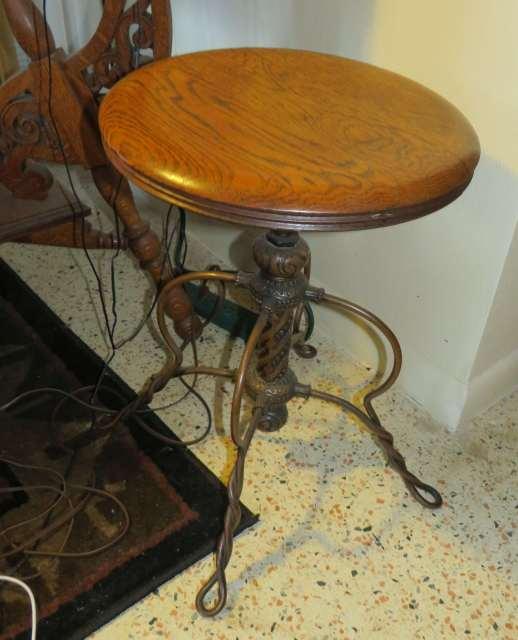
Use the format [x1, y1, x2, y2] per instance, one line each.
[293, 260, 317, 358]
[293, 302, 317, 358]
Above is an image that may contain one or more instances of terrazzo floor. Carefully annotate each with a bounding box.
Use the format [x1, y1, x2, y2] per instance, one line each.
[1, 205, 516, 640]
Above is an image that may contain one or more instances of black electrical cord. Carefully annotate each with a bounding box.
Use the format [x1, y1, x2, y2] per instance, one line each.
[41, 0, 127, 426]
[42, 0, 117, 356]
[173, 207, 188, 273]
[114, 204, 177, 351]
[89, 203, 176, 406]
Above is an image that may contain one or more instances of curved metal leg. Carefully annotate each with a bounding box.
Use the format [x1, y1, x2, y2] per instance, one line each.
[308, 291, 442, 509]
[318, 292, 401, 421]
[196, 311, 269, 617]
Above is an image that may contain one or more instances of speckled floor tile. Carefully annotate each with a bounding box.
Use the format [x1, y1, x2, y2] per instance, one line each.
[1, 202, 516, 640]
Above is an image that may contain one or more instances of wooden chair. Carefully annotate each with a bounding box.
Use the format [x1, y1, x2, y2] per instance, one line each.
[0, 0, 195, 335]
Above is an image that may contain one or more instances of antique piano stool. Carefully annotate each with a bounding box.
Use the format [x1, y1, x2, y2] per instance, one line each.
[99, 49, 480, 616]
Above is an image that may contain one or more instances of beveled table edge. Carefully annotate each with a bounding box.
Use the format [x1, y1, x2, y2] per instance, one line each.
[103, 143, 475, 231]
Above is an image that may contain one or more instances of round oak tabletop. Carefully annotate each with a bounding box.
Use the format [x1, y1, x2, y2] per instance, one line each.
[99, 48, 480, 231]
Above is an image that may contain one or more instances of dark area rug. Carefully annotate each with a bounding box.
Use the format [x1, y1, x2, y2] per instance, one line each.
[0, 258, 257, 640]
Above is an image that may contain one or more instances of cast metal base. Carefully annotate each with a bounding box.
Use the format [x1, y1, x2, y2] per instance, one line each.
[140, 229, 442, 617]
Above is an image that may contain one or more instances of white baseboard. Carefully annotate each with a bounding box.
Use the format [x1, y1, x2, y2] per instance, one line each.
[400, 344, 518, 431]
[460, 347, 518, 425]
[393, 345, 468, 431]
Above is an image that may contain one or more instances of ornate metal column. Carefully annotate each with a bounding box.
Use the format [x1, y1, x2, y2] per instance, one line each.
[244, 230, 310, 432]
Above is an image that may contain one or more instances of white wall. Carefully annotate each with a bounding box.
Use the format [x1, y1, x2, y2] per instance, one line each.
[168, 0, 518, 429]
[171, 0, 374, 60]
[463, 222, 518, 422]
[472, 225, 518, 378]
[32, 0, 102, 53]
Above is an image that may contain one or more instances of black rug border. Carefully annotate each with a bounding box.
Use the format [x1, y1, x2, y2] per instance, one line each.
[0, 258, 258, 640]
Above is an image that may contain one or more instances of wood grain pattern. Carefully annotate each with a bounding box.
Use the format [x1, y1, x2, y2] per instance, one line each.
[99, 48, 480, 231]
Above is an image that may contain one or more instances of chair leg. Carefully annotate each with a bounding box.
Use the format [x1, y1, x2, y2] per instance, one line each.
[91, 164, 202, 341]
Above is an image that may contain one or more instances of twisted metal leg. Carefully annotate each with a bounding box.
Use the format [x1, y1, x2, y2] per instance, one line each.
[196, 312, 269, 617]
[306, 290, 442, 508]
[305, 388, 441, 507]
[195, 407, 263, 617]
